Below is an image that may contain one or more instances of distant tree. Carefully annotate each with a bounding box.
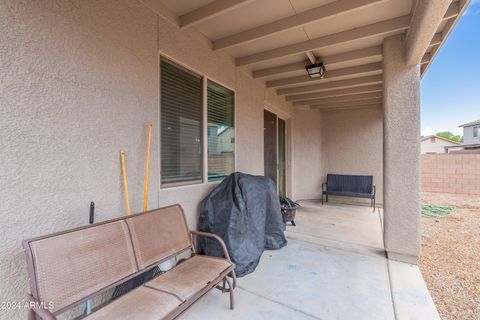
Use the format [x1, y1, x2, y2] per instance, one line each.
[436, 131, 463, 143]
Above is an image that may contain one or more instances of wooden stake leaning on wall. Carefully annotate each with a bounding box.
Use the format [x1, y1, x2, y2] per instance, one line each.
[120, 150, 132, 216]
[143, 123, 152, 212]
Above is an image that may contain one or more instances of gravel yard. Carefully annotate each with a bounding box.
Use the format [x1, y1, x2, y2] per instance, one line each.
[419, 192, 480, 320]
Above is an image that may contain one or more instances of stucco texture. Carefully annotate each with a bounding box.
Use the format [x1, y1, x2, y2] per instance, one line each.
[1, 1, 158, 319]
[382, 34, 421, 262]
[0, 1, 293, 318]
[291, 109, 324, 200]
[322, 106, 384, 205]
[290, 106, 384, 205]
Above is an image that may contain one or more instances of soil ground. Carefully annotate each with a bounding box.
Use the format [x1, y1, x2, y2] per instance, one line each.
[419, 192, 480, 320]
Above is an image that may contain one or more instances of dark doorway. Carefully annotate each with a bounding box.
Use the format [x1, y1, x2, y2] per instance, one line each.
[278, 118, 286, 197]
[264, 110, 277, 187]
[264, 110, 287, 195]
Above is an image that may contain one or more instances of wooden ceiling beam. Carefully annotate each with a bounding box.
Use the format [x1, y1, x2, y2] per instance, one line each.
[213, 0, 384, 50]
[405, 0, 452, 65]
[266, 62, 382, 88]
[312, 103, 382, 111]
[236, 15, 410, 66]
[421, 53, 431, 65]
[422, 0, 470, 77]
[252, 46, 382, 79]
[429, 32, 443, 47]
[277, 74, 383, 95]
[180, 0, 254, 28]
[286, 84, 383, 101]
[310, 98, 383, 109]
[293, 92, 383, 106]
[443, 1, 460, 19]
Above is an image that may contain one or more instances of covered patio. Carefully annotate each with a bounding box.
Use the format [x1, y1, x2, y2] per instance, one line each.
[180, 202, 438, 320]
[0, 0, 470, 319]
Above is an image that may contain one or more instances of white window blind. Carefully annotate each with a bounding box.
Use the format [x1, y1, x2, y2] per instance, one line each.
[160, 59, 203, 185]
[207, 80, 235, 181]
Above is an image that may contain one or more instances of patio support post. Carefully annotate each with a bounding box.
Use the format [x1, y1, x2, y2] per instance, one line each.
[382, 34, 421, 264]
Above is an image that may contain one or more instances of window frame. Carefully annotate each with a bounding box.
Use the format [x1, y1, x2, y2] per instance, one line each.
[159, 57, 204, 188]
[206, 78, 236, 182]
[473, 125, 479, 138]
[159, 53, 236, 190]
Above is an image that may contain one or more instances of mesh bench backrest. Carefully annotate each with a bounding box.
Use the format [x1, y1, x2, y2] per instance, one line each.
[23, 204, 192, 315]
[327, 174, 373, 193]
[126, 205, 191, 269]
[24, 220, 137, 313]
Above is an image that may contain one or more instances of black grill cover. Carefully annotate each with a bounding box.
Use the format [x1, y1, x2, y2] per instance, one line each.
[197, 172, 287, 277]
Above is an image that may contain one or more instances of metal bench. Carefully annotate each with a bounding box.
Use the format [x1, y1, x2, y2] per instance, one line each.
[23, 204, 236, 320]
[322, 174, 376, 209]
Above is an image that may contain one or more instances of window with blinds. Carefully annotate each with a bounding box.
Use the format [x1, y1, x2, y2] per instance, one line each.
[207, 80, 235, 181]
[160, 59, 203, 185]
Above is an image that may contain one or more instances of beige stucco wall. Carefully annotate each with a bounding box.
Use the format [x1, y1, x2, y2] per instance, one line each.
[291, 109, 324, 200]
[321, 107, 384, 205]
[290, 106, 383, 205]
[154, 6, 295, 229]
[0, 1, 293, 318]
[382, 34, 421, 264]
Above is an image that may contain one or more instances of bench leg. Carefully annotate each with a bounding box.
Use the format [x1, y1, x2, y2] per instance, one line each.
[373, 197, 376, 212]
[225, 277, 234, 310]
[326, 194, 328, 203]
[218, 279, 226, 292]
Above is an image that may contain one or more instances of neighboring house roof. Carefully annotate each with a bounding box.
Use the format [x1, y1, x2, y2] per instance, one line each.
[459, 120, 480, 127]
[421, 135, 461, 145]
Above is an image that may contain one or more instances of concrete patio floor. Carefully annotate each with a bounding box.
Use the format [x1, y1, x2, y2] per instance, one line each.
[180, 201, 439, 320]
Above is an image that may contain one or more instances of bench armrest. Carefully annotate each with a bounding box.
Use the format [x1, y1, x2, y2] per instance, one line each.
[372, 185, 376, 195]
[190, 230, 237, 289]
[322, 182, 327, 191]
[190, 230, 232, 262]
[26, 294, 56, 320]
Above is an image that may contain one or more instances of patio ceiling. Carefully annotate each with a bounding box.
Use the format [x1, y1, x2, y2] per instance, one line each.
[146, 0, 468, 110]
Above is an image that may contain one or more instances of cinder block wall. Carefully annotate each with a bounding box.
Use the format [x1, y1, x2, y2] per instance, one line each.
[421, 154, 480, 195]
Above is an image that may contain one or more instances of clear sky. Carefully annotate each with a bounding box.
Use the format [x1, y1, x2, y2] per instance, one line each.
[420, 0, 480, 136]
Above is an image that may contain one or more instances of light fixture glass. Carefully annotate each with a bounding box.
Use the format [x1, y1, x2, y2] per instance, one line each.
[305, 62, 326, 79]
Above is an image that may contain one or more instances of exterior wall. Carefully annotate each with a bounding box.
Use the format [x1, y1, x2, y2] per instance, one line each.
[382, 34, 421, 264]
[421, 137, 458, 154]
[321, 107, 384, 205]
[421, 154, 480, 195]
[290, 106, 383, 205]
[291, 109, 323, 200]
[463, 125, 480, 145]
[0, 1, 293, 318]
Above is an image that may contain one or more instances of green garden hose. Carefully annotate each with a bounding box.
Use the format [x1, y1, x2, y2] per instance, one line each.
[421, 204, 454, 219]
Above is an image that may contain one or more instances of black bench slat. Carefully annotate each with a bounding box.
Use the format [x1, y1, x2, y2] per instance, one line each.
[323, 191, 373, 198]
[322, 174, 376, 209]
[327, 174, 373, 194]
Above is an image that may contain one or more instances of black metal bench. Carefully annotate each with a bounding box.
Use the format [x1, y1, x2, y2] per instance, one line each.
[322, 174, 376, 209]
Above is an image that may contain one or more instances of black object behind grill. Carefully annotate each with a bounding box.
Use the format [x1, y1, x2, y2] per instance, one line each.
[280, 197, 299, 226]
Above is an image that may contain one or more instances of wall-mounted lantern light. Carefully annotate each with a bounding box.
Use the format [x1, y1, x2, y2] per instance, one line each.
[305, 62, 326, 79]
